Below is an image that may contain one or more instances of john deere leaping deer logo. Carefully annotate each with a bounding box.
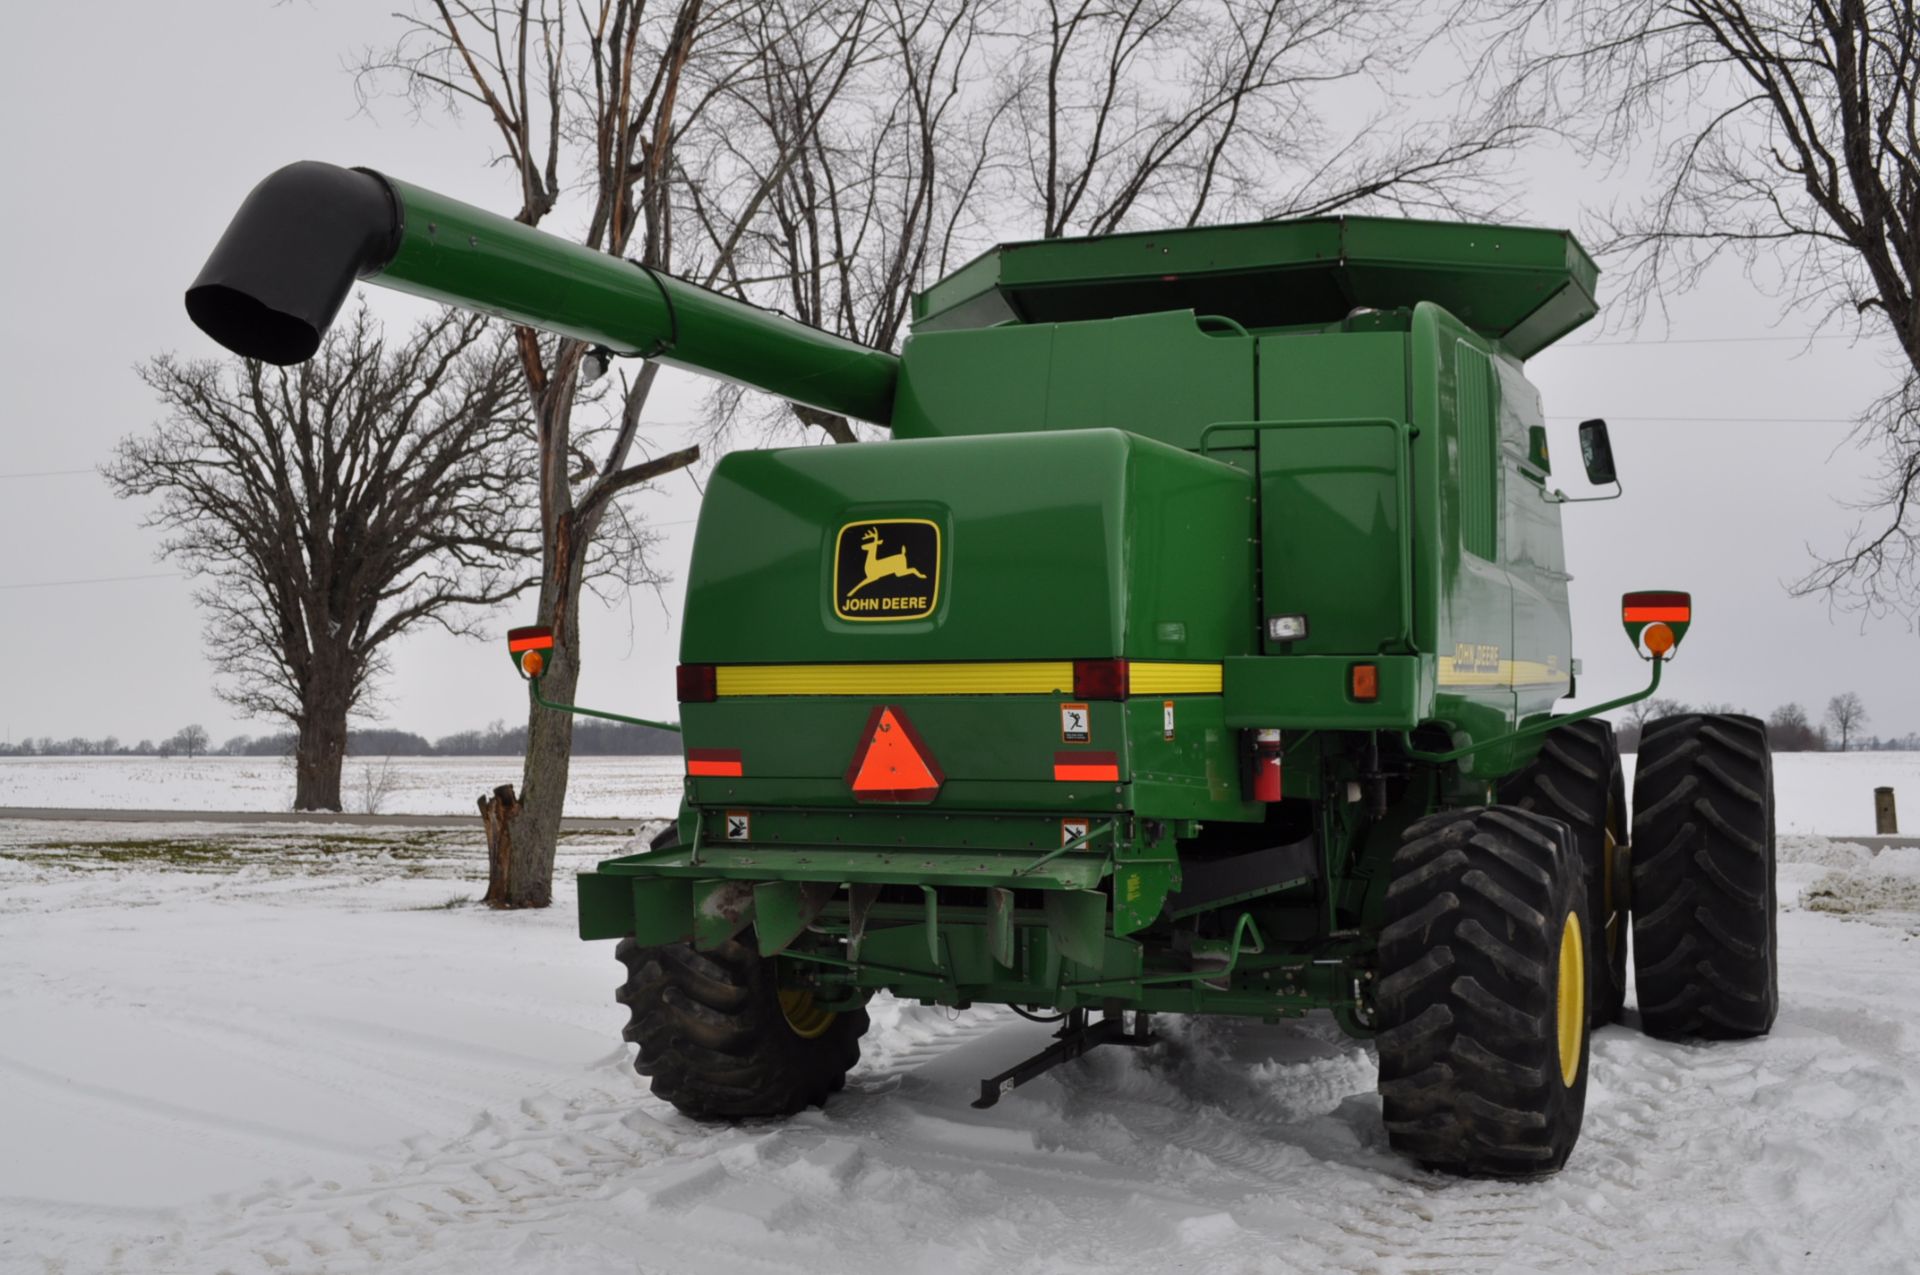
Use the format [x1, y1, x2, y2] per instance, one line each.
[834, 518, 940, 621]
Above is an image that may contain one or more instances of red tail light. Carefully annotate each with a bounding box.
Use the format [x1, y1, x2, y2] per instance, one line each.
[1073, 658, 1130, 700]
[676, 663, 717, 703]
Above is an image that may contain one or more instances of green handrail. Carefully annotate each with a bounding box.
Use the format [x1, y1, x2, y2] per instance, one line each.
[526, 676, 682, 735]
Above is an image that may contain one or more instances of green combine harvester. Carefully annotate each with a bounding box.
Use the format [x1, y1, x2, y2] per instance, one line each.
[189, 162, 1777, 1178]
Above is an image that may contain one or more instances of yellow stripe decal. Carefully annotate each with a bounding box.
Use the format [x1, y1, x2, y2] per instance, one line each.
[1129, 662, 1224, 694]
[1436, 659, 1571, 690]
[713, 661, 1224, 697]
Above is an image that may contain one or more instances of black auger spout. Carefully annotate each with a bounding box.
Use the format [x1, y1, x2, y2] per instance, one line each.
[186, 162, 401, 366]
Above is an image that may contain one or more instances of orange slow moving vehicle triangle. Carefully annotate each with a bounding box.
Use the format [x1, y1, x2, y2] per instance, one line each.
[844, 706, 944, 802]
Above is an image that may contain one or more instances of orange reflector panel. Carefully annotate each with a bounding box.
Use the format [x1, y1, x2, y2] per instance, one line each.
[1350, 662, 1379, 702]
[845, 707, 944, 802]
[507, 626, 554, 653]
[686, 748, 743, 778]
[1053, 751, 1120, 783]
[1623, 606, 1690, 622]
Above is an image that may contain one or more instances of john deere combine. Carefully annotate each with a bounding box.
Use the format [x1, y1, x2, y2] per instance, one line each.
[189, 162, 1777, 1177]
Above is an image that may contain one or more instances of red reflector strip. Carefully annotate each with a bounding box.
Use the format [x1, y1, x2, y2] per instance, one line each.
[1623, 606, 1690, 622]
[1053, 751, 1120, 782]
[686, 747, 743, 777]
[507, 633, 554, 652]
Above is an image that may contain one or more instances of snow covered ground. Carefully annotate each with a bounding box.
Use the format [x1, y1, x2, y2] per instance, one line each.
[4, 750, 1918, 834]
[4, 817, 1919, 1274]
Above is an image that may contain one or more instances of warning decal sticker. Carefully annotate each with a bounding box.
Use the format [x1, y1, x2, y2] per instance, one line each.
[724, 811, 751, 841]
[1061, 703, 1090, 743]
[834, 519, 940, 622]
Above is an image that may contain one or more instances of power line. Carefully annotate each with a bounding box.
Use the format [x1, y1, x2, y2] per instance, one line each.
[0, 571, 183, 592]
[1547, 414, 1858, 424]
[1563, 333, 1863, 348]
[0, 468, 97, 479]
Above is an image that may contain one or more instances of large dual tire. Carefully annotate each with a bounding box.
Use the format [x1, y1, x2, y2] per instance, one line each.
[615, 936, 870, 1119]
[1500, 719, 1630, 1023]
[1375, 806, 1592, 1178]
[1630, 713, 1778, 1039]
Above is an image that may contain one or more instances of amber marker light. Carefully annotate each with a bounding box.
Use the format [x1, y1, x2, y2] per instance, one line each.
[1642, 622, 1676, 657]
[1350, 662, 1380, 702]
[520, 649, 545, 678]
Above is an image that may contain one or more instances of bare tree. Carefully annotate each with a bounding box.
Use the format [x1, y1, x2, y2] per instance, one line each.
[109, 307, 537, 810]
[1465, 0, 1920, 615]
[1008, 0, 1520, 239]
[695, 0, 1005, 446]
[170, 725, 211, 760]
[1826, 691, 1868, 751]
[359, 0, 861, 905]
[1768, 701, 1826, 752]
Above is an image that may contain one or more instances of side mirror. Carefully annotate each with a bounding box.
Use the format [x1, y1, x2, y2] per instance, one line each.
[507, 625, 554, 679]
[1579, 419, 1618, 486]
[1549, 419, 1624, 503]
[1622, 591, 1690, 660]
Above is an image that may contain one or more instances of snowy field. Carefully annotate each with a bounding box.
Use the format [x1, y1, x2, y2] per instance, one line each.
[3, 815, 1919, 1272]
[3, 750, 1917, 833]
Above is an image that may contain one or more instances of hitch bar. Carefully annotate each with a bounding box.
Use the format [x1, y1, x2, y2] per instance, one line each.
[972, 1009, 1155, 1109]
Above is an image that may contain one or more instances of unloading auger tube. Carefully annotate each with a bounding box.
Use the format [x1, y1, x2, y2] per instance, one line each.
[185, 161, 899, 426]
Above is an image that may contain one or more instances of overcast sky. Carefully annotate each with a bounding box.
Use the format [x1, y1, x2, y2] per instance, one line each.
[1, 1, 1913, 752]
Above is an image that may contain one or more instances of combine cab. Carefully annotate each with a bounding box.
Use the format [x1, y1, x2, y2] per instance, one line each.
[190, 165, 1777, 1177]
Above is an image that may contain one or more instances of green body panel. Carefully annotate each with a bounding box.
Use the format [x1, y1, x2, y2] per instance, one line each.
[681, 429, 1256, 663]
[891, 312, 1256, 450]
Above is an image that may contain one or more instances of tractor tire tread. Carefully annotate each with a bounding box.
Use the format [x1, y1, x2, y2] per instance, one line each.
[1630, 714, 1777, 1041]
[614, 935, 869, 1119]
[1375, 806, 1590, 1178]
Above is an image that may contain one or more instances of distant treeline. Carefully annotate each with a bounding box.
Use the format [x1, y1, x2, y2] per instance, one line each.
[0, 718, 679, 758]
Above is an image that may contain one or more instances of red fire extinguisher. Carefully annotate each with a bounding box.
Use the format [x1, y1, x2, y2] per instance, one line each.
[1251, 728, 1283, 802]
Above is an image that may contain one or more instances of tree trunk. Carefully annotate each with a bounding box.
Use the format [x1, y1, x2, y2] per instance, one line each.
[292, 690, 349, 811]
[482, 541, 582, 909]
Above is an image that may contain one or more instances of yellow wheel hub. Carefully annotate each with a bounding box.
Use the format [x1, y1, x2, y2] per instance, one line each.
[778, 988, 836, 1039]
[1556, 912, 1586, 1088]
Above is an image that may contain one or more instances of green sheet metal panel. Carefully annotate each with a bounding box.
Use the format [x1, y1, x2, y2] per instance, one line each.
[889, 324, 1056, 441]
[893, 311, 1256, 452]
[1410, 302, 1520, 772]
[680, 428, 1254, 664]
[1043, 313, 1255, 451]
[1254, 333, 1411, 656]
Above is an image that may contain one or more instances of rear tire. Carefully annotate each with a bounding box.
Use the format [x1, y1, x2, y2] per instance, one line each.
[1630, 713, 1777, 1039]
[1375, 806, 1591, 1178]
[1500, 718, 1629, 1023]
[615, 936, 869, 1119]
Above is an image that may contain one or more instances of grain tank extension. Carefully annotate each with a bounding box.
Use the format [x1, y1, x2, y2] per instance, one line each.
[191, 162, 1779, 1178]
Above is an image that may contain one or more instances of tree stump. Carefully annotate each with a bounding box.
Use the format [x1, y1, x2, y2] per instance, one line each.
[480, 783, 521, 907]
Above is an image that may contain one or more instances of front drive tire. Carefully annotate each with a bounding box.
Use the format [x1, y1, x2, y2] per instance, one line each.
[1630, 713, 1778, 1040]
[616, 936, 869, 1120]
[1375, 807, 1592, 1178]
